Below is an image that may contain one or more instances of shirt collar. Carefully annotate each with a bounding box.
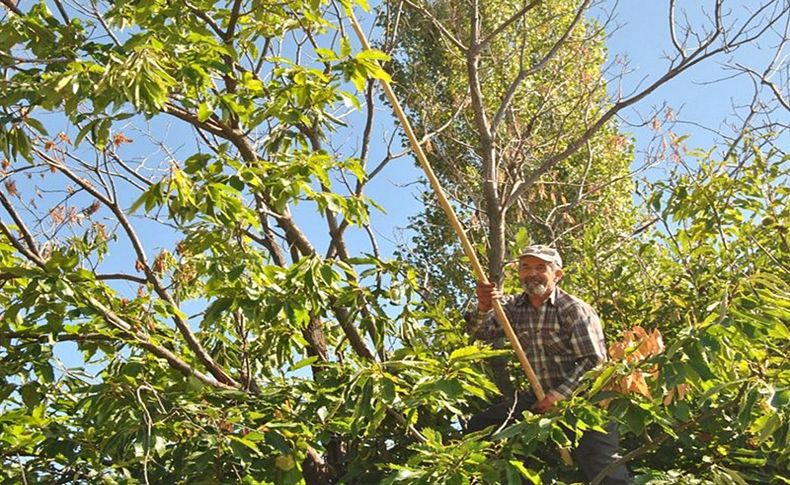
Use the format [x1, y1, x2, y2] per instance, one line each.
[547, 286, 559, 305]
[516, 286, 559, 307]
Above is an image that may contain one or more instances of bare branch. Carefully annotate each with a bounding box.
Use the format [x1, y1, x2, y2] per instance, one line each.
[89, 0, 121, 47]
[401, 0, 467, 52]
[0, 190, 41, 259]
[737, 63, 790, 111]
[0, 0, 22, 16]
[502, 19, 772, 209]
[359, 80, 376, 170]
[96, 273, 149, 284]
[478, 0, 541, 49]
[225, 0, 243, 42]
[53, 0, 69, 23]
[108, 151, 155, 188]
[491, 0, 593, 133]
[668, 0, 685, 57]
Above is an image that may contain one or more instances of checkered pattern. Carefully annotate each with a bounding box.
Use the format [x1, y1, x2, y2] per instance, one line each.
[466, 288, 607, 398]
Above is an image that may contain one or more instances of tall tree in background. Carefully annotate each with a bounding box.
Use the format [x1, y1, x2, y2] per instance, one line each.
[384, 0, 787, 304]
[388, 0, 635, 305]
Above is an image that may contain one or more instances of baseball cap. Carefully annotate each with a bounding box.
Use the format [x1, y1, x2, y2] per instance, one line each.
[518, 244, 562, 268]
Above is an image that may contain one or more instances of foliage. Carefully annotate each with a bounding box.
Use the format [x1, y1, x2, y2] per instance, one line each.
[577, 142, 790, 482]
[0, 0, 788, 484]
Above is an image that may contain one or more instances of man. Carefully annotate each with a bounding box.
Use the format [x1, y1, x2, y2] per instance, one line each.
[465, 245, 631, 484]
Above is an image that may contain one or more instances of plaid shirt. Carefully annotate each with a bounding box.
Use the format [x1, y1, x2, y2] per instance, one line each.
[466, 287, 607, 399]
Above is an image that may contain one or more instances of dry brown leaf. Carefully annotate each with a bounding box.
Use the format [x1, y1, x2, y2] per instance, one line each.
[50, 205, 65, 224]
[112, 133, 133, 147]
[4, 180, 18, 198]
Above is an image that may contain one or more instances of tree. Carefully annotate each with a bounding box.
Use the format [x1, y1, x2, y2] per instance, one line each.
[0, 0, 494, 482]
[0, 0, 788, 484]
[585, 138, 789, 483]
[385, 0, 788, 301]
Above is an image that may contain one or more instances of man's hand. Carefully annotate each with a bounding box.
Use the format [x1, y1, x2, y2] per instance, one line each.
[475, 281, 501, 312]
[531, 392, 561, 413]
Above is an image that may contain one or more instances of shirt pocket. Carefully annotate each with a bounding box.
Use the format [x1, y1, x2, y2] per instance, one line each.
[541, 329, 571, 355]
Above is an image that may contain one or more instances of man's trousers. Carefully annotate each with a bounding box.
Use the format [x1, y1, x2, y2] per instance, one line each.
[466, 393, 632, 485]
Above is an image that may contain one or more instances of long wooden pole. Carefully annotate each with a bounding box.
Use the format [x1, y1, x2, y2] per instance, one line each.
[346, 11, 542, 399]
[346, 10, 574, 465]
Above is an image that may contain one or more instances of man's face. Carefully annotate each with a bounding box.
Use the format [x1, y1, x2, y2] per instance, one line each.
[518, 256, 563, 297]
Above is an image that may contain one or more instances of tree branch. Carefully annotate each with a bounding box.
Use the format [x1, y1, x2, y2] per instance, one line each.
[183, 0, 225, 38]
[504, 35, 739, 209]
[0, 190, 41, 259]
[478, 0, 541, 49]
[0, 0, 22, 16]
[53, 0, 69, 23]
[401, 0, 467, 52]
[85, 295, 238, 390]
[34, 148, 240, 388]
[224, 0, 243, 42]
[491, 0, 593, 133]
[89, 0, 121, 47]
[668, 0, 685, 58]
[0, 220, 45, 268]
[0, 331, 110, 343]
[96, 273, 149, 284]
[736, 63, 790, 111]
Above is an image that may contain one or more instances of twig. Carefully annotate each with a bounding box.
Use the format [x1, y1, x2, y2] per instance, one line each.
[0, 0, 22, 16]
[400, 0, 467, 52]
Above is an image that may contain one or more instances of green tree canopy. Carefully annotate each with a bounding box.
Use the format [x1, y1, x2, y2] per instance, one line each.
[0, 0, 788, 483]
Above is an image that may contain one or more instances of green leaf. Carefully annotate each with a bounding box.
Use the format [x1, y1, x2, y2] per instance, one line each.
[128, 182, 162, 214]
[20, 382, 41, 409]
[715, 466, 749, 485]
[229, 435, 261, 454]
[508, 460, 540, 484]
[356, 49, 390, 62]
[340, 37, 352, 58]
[37, 363, 55, 384]
[197, 101, 213, 122]
[153, 435, 167, 456]
[492, 421, 529, 441]
[448, 345, 508, 364]
[754, 413, 782, 444]
[354, 0, 370, 12]
[228, 265, 245, 281]
[24, 117, 49, 136]
[288, 356, 318, 372]
[203, 298, 232, 326]
[315, 47, 338, 61]
[588, 365, 616, 396]
[686, 342, 716, 381]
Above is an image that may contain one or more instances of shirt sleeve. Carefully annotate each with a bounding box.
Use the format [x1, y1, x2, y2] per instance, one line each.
[552, 302, 607, 399]
[464, 296, 516, 343]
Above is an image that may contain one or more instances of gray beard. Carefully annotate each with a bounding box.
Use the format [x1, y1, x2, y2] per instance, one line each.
[522, 280, 548, 297]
